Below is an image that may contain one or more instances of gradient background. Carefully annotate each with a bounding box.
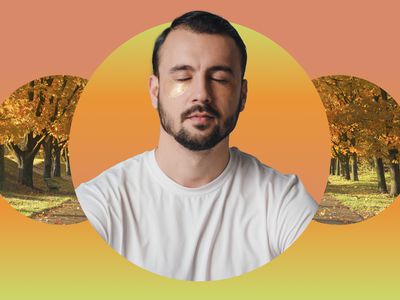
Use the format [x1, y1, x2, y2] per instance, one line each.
[69, 24, 330, 202]
[1, 1, 399, 299]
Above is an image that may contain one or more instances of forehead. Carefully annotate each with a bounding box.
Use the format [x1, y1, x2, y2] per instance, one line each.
[158, 28, 242, 74]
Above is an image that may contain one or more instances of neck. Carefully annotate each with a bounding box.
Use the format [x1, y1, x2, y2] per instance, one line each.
[155, 129, 230, 188]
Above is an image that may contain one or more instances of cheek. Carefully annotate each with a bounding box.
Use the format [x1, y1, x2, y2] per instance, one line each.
[216, 90, 241, 115]
[159, 97, 183, 127]
[168, 82, 189, 98]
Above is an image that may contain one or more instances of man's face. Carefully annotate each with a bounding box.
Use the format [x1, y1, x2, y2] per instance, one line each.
[150, 28, 247, 151]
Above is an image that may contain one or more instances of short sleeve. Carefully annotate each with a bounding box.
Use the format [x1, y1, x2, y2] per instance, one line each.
[268, 175, 318, 255]
[76, 182, 110, 243]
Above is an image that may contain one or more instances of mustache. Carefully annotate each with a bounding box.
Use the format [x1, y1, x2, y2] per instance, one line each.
[181, 104, 220, 122]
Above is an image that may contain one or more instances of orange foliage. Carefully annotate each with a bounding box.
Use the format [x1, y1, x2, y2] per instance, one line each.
[0, 75, 87, 148]
[313, 75, 400, 162]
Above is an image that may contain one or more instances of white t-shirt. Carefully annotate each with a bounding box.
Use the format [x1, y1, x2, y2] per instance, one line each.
[76, 147, 318, 281]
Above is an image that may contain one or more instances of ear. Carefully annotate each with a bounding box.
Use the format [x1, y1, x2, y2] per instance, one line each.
[149, 75, 159, 108]
[239, 79, 247, 112]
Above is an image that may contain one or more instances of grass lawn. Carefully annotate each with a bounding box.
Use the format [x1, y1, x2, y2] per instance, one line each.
[0, 155, 76, 217]
[326, 171, 397, 218]
[5, 193, 74, 217]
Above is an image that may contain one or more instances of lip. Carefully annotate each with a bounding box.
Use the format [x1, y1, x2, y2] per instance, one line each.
[187, 113, 214, 118]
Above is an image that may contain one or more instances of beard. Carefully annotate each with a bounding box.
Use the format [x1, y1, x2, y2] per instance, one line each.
[157, 97, 243, 151]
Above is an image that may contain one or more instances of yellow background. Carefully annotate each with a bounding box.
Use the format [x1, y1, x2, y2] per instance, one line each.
[1, 2, 399, 299]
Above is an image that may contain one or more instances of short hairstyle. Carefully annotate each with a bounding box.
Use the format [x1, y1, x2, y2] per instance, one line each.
[152, 11, 247, 78]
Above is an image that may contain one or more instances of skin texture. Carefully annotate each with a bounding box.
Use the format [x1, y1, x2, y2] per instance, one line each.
[149, 28, 247, 188]
[168, 82, 188, 98]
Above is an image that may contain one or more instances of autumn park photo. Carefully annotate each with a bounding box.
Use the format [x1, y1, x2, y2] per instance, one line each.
[0, 75, 87, 224]
[313, 75, 399, 224]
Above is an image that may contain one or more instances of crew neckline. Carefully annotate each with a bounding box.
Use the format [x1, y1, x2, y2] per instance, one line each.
[145, 147, 238, 195]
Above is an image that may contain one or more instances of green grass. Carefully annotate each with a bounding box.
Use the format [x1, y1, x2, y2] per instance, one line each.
[326, 172, 397, 218]
[0, 155, 76, 217]
[5, 194, 74, 217]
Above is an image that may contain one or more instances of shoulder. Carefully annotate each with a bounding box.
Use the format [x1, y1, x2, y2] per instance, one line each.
[231, 147, 317, 208]
[232, 147, 297, 187]
[75, 150, 151, 242]
[75, 150, 150, 199]
[231, 148, 318, 254]
[82, 150, 149, 185]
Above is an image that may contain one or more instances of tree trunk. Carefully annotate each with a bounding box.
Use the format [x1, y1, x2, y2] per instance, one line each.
[344, 155, 351, 180]
[336, 158, 341, 176]
[389, 149, 400, 196]
[0, 144, 4, 190]
[352, 152, 359, 181]
[64, 147, 71, 176]
[18, 153, 35, 188]
[9, 132, 43, 188]
[375, 157, 388, 193]
[52, 146, 61, 177]
[340, 161, 344, 177]
[330, 158, 335, 175]
[42, 136, 53, 179]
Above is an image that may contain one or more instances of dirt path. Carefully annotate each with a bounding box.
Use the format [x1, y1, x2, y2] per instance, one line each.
[31, 199, 87, 225]
[313, 194, 364, 224]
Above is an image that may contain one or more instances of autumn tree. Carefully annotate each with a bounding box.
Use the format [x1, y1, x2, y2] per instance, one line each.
[313, 75, 400, 195]
[314, 76, 366, 181]
[1, 75, 87, 188]
[38, 76, 86, 179]
[0, 84, 42, 187]
[50, 77, 85, 177]
[373, 88, 400, 195]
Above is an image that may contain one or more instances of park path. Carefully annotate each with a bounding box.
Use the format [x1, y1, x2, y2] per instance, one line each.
[313, 194, 364, 224]
[31, 199, 87, 225]
[32, 193, 364, 225]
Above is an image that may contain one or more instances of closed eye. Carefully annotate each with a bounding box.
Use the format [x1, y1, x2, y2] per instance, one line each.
[211, 78, 229, 84]
[176, 78, 191, 82]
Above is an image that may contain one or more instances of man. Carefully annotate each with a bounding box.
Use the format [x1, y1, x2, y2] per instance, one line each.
[76, 11, 318, 281]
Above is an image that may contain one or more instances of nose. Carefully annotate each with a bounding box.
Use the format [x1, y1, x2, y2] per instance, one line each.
[191, 75, 212, 104]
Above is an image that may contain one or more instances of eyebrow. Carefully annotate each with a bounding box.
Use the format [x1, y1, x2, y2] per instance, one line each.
[169, 65, 195, 74]
[207, 65, 234, 75]
[168, 64, 234, 75]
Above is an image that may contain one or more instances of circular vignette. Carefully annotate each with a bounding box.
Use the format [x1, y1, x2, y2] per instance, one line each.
[0, 75, 87, 225]
[313, 74, 400, 225]
[69, 22, 331, 280]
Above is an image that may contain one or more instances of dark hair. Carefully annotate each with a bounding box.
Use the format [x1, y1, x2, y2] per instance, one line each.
[152, 11, 247, 78]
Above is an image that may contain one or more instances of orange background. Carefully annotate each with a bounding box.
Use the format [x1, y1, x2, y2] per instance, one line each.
[68, 24, 330, 203]
[1, 1, 400, 299]
[1, 1, 399, 102]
